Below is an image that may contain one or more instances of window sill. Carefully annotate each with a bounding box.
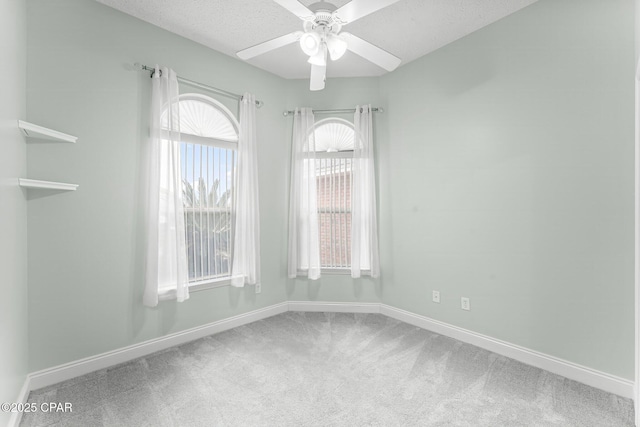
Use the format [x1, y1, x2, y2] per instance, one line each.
[157, 277, 231, 301]
[295, 269, 373, 277]
[189, 277, 232, 292]
[322, 268, 351, 275]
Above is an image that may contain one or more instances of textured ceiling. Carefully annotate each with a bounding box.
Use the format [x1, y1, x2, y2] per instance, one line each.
[96, 0, 538, 79]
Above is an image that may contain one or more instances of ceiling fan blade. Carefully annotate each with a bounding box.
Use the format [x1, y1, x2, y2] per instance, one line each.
[334, 0, 402, 24]
[273, 0, 315, 20]
[310, 64, 326, 91]
[341, 32, 401, 71]
[237, 31, 303, 60]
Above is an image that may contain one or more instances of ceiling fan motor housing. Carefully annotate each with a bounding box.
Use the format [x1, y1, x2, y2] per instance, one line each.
[306, 2, 342, 35]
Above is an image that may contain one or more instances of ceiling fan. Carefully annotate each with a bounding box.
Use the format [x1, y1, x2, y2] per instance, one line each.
[236, 0, 403, 91]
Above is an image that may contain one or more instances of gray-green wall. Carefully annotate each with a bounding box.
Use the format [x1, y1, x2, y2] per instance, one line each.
[26, 0, 289, 372]
[24, 0, 635, 382]
[0, 0, 28, 423]
[379, 0, 635, 379]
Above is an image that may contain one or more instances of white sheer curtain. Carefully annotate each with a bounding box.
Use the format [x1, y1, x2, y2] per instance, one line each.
[143, 65, 189, 307]
[288, 108, 321, 279]
[351, 105, 380, 278]
[231, 93, 261, 287]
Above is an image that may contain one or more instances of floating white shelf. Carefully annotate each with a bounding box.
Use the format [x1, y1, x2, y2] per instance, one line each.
[18, 120, 77, 143]
[19, 179, 78, 191]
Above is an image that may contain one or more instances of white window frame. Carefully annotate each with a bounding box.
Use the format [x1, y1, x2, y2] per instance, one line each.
[176, 93, 240, 292]
[310, 118, 355, 275]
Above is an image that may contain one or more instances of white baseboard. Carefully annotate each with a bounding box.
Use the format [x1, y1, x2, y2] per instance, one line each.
[28, 302, 288, 392]
[20, 299, 633, 409]
[7, 376, 31, 427]
[379, 304, 634, 400]
[288, 300, 381, 313]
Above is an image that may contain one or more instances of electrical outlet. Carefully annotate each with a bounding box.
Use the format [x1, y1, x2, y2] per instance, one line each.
[461, 297, 470, 311]
[255, 283, 262, 294]
[432, 290, 440, 303]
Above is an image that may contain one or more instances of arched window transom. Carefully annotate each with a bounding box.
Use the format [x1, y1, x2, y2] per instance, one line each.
[311, 118, 354, 152]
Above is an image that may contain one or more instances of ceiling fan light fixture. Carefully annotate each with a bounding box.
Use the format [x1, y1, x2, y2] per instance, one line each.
[235, 0, 404, 92]
[307, 44, 327, 66]
[299, 31, 321, 56]
[327, 34, 347, 61]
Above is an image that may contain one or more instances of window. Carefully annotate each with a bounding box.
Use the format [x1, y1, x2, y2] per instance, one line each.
[312, 118, 355, 269]
[165, 94, 239, 285]
[288, 106, 378, 280]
